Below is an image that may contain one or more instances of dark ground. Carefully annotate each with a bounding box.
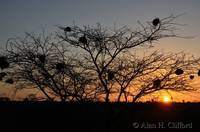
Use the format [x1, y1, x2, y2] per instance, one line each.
[0, 102, 199, 131]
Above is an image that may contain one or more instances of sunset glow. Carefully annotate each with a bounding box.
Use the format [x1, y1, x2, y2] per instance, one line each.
[1, 1, 200, 131]
[163, 96, 171, 103]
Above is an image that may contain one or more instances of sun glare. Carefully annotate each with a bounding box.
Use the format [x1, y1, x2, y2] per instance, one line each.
[163, 96, 171, 103]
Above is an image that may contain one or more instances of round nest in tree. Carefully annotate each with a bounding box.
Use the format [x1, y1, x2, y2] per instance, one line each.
[64, 26, 72, 32]
[5, 78, 14, 84]
[198, 70, 200, 76]
[153, 79, 161, 88]
[0, 56, 9, 69]
[175, 68, 184, 75]
[152, 18, 160, 26]
[189, 75, 194, 80]
[38, 54, 46, 63]
[79, 36, 87, 44]
[107, 70, 114, 80]
[56, 62, 65, 71]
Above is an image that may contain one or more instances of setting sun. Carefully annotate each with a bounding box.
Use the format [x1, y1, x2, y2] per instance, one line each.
[163, 96, 171, 103]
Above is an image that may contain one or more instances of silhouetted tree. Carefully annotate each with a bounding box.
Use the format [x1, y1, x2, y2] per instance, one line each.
[3, 15, 199, 102]
[99, 50, 199, 102]
[5, 32, 93, 102]
[56, 14, 198, 102]
[122, 51, 199, 102]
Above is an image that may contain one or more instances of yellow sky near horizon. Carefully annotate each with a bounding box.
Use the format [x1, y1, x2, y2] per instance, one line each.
[1, 80, 200, 102]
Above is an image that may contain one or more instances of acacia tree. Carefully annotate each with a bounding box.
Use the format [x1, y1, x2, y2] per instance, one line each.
[112, 51, 200, 102]
[1, 15, 199, 102]
[56, 14, 199, 102]
[2, 32, 94, 102]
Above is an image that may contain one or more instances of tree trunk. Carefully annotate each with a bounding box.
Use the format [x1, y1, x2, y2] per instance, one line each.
[105, 92, 110, 103]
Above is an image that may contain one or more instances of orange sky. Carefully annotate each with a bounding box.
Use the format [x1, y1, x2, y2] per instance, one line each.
[1, 79, 200, 102]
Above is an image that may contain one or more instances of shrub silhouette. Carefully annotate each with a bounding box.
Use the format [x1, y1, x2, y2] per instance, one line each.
[0, 96, 10, 101]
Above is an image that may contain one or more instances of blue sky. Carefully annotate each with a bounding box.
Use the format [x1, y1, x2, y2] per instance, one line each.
[0, 0, 200, 55]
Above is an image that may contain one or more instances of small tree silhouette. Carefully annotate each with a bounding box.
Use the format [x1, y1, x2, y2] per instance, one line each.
[3, 15, 200, 102]
[4, 32, 93, 101]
